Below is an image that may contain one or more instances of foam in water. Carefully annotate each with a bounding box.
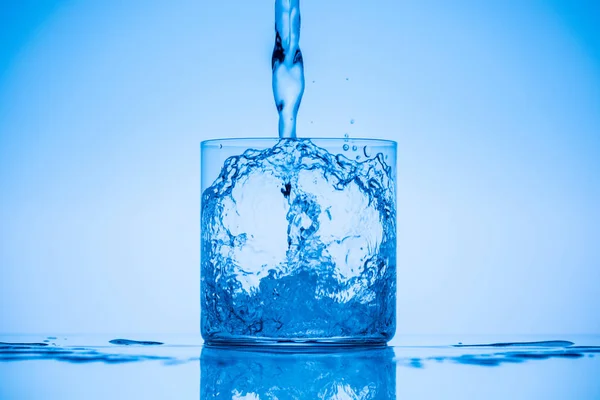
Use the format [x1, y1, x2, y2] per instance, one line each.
[272, 0, 305, 139]
[201, 139, 396, 341]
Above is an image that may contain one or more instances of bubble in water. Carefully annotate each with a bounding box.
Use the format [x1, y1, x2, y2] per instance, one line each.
[343, 144, 349, 151]
[344, 133, 349, 140]
[363, 146, 371, 157]
[350, 119, 355, 124]
[219, 144, 223, 149]
[352, 145, 357, 151]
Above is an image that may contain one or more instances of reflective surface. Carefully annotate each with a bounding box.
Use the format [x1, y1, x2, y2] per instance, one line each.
[1, 335, 599, 399]
[201, 346, 395, 399]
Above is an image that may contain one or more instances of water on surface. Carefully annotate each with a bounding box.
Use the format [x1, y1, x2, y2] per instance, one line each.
[2, 337, 598, 367]
[201, 139, 396, 341]
[1, 336, 599, 399]
[453, 340, 575, 348]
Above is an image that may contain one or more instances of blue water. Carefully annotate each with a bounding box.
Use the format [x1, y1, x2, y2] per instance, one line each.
[1, 335, 599, 398]
[201, 139, 396, 343]
[201, 0, 396, 343]
[2, 337, 598, 366]
[272, 0, 305, 139]
[201, 346, 396, 399]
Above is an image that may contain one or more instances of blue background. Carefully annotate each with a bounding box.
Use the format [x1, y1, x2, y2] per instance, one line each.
[1, 0, 599, 336]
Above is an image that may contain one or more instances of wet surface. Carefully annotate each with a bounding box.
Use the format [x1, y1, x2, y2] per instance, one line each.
[108, 339, 164, 346]
[0, 335, 598, 399]
[0, 337, 596, 367]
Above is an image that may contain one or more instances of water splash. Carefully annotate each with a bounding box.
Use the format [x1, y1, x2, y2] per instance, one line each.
[272, 0, 305, 138]
[201, 139, 396, 342]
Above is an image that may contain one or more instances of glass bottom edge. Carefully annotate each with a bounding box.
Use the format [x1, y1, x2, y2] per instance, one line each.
[203, 336, 389, 347]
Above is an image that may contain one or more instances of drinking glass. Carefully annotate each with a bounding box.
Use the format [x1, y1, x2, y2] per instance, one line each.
[201, 138, 397, 345]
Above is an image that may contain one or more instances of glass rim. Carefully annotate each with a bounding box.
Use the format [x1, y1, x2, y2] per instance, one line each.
[201, 137, 397, 148]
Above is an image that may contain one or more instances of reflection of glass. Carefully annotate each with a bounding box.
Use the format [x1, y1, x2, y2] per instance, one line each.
[201, 138, 397, 344]
[200, 345, 396, 399]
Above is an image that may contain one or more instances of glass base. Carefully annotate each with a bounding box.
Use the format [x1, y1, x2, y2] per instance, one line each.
[203, 335, 390, 347]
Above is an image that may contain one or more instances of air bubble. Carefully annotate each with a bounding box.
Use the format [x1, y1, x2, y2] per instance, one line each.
[352, 145, 357, 151]
[363, 146, 370, 157]
[350, 119, 355, 124]
[343, 144, 349, 151]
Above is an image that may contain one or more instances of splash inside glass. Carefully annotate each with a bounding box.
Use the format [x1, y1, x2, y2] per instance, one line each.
[201, 138, 397, 345]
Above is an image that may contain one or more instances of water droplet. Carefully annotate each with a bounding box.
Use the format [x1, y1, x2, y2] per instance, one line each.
[219, 144, 223, 149]
[356, 155, 360, 160]
[310, 121, 314, 124]
[312, 80, 315, 83]
[345, 77, 349, 81]
[350, 119, 355, 124]
[343, 144, 349, 151]
[352, 145, 357, 151]
[344, 133, 349, 141]
[363, 146, 371, 157]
